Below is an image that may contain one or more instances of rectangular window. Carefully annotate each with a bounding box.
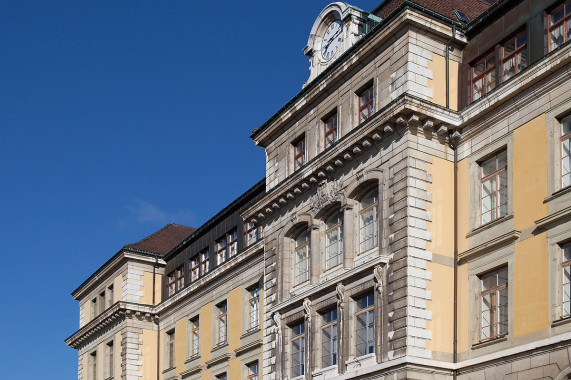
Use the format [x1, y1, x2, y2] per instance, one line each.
[293, 136, 306, 171]
[190, 256, 200, 282]
[216, 236, 227, 265]
[249, 287, 260, 330]
[247, 362, 259, 380]
[168, 266, 184, 296]
[321, 309, 338, 368]
[562, 116, 571, 188]
[324, 113, 338, 149]
[502, 31, 527, 81]
[168, 272, 176, 297]
[358, 85, 374, 123]
[548, 1, 571, 52]
[355, 292, 374, 357]
[472, 52, 496, 101]
[245, 222, 261, 246]
[106, 284, 114, 309]
[200, 249, 210, 276]
[98, 291, 105, 314]
[105, 341, 114, 379]
[294, 230, 311, 285]
[481, 150, 508, 224]
[228, 230, 238, 259]
[480, 267, 508, 341]
[166, 330, 175, 369]
[359, 189, 379, 253]
[218, 302, 228, 344]
[325, 211, 344, 270]
[190, 317, 200, 357]
[176, 266, 184, 291]
[216, 373, 227, 380]
[88, 351, 97, 380]
[291, 322, 305, 377]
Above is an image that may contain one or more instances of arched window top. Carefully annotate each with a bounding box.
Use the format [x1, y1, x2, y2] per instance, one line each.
[296, 229, 311, 247]
[360, 188, 378, 209]
[326, 210, 343, 228]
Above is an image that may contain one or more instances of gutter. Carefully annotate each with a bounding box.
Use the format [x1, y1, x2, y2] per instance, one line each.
[449, 130, 461, 380]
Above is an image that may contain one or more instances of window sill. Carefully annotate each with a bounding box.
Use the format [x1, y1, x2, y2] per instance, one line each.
[162, 366, 176, 374]
[552, 315, 571, 327]
[211, 342, 228, 353]
[544, 185, 571, 204]
[346, 353, 376, 371]
[471, 335, 507, 350]
[240, 327, 261, 340]
[312, 364, 338, 377]
[466, 214, 513, 238]
[184, 354, 200, 364]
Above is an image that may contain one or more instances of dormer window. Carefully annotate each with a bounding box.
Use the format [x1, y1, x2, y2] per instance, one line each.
[548, 1, 571, 52]
[472, 52, 496, 101]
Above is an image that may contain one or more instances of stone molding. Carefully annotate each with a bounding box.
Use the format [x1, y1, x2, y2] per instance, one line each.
[458, 230, 521, 263]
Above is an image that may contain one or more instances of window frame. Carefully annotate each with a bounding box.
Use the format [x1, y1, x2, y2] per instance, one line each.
[293, 135, 306, 172]
[358, 85, 374, 124]
[247, 362, 259, 380]
[166, 330, 175, 369]
[355, 292, 375, 357]
[325, 210, 344, 270]
[479, 267, 509, 342]
[104, 340, 114, 380]
[200, 249, 209, 276]
[480, 150, 508, 225]
[290, 321, 306, 378]
[216, 236, 227, 265]
[359, 188, 380, 253]
[548, 1, 571, 52]
[190, 256, 200, 282]
[471, 51, 496, 102]
[501, 30, 527, 82]
[245, 221, 261, 246]
[190, 316, 200, 357]
[88, 350, 97, 380]
[324, 112, 338, 149]
[248, 286, 260, 331]
[294, 230, 311, 286]
[320, 308, 338, 368]
[217, 301, 228, 344]
[561, 115, 571, 189]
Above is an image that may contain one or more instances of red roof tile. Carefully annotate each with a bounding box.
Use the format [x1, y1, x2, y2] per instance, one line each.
[123, 223, 196, 255]
[374, 0, 491, 23]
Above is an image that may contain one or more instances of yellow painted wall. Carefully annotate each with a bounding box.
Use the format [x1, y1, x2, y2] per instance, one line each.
[228, 286, 243, 352]
[175, 318, 186, 375]
[229, 357, 241, 380]
[426, 157, 454, 257]
[513, 114, 548, 230]
[514, 233, 548, 336]
[200, 303, 213, 365]
[114, 331, 121, 379]
[456, 264, 470, 352]
[140, 328, 158, 380]
[201, 369, 212, 380]
[426, 262, 454, 353]
[457, 158, 469, 253]
[113, 274, 122, 303]
[140, 271, 157, 305]
[427, 53, 459, 110]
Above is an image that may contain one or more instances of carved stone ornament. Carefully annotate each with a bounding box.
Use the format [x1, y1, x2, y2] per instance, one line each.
[309, 179, 343, 213]
[336, 283, 345, 308]
[303, 298, 312, 321]
[273, 312, 281, 336]
[374, 265, 383, 294]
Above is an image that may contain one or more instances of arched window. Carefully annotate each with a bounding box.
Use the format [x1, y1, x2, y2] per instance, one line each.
[295, 230, 311, 285]
[325, 211, 343, 270]
[359, 188, 379, 253]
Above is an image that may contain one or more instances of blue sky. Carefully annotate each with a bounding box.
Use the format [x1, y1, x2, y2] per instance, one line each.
[0, 1, 381, 378]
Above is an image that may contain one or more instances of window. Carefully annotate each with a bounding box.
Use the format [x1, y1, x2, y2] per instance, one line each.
[358, 85, 374, 123]
[355, 292, 374, 357]
[98, 291, 105, 314]
[200, 249, 209, 276]
[321, 309, 338, 368]
[472, 52, 496, 101]
[502, 31, 527, 81]
[104, 341, 113, 379]
[249, 286, 260, 330]
[480, 267, 508, 341]
[325, 211, 343, 270]
[481, 150, 508, 224]
[245, 221, 261, 246]
[106, 284, 114, 309]
[293, 136, 306, 171]
[166, 330, 175, 369]
[168, 266, 184, 296]
[291, 322, 305, 377]
[359, 188, 379, 253]
[324, 113, 338, 149]
[190, 317, 199, 357]
[216, 230, 237, 265]
[561, 116, 571, 188]
[216, 236, 227, 265]
[228, 230, 238, 258]
[91, 298, 97, 319]
[216, 373, 227, 380]
[247, 362, 259, 380]
[548, 1, 571, 52]
[218, 302, 228, 344]
[88, 351, 97, 380]
[190, 256, 200, 282]
[294, 230, 311, 286]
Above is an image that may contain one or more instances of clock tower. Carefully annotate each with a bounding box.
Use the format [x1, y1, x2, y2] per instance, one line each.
[303, 2, 380, 87]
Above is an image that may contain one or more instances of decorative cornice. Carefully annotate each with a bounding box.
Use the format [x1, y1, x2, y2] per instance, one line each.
[180, 364, 202, 377]
[234, 339, 262, 356]
[535, 206, 571, 229]
[458, 230, 521, 263]
[205, 353, 231, 367]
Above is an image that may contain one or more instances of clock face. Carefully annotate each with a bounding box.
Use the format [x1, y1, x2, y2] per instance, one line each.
[321, 20, 343, 61]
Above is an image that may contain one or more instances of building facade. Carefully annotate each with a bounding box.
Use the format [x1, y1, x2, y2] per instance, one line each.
[68, 0, 571, 379]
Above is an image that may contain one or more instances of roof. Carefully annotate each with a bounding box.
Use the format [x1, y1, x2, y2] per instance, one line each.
[373, 0, 491, 23]
[123, 223, 196, 255]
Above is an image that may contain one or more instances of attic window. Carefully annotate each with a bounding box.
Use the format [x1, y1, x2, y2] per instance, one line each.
[454, 10, 470, 23]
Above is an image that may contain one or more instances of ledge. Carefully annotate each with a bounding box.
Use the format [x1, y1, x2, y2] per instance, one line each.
[466, 214, 513, 238]
[180, 364, 202, 377]
[535, 206, 571, 229]
[458, 230, 520, 263]
[161, 367, 176, 375]
[544, 185, 571, 204]
[471, 335, 507, 350]
[240, 328, 261, 340]
[234, 339, 262, 355]
[552, 315, 571, 328]
[184, 354, 200, 365]
[205, 352, 231, 368]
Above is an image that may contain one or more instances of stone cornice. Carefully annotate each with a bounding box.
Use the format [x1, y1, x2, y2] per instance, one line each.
[234, 339, 262, 356]
[65, 301, 154, 349]
[243, 95, 459, 223]
[458, 230, 521, 263]
[535, 206, 571, 229]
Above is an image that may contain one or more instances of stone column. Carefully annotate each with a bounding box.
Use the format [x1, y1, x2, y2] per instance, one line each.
[304, 298, 312, 380]
[336, 283, 346, 374]
[342, 206, 354, 268]
[374, 265, 386, 363]
[309, 225, 320, 285]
